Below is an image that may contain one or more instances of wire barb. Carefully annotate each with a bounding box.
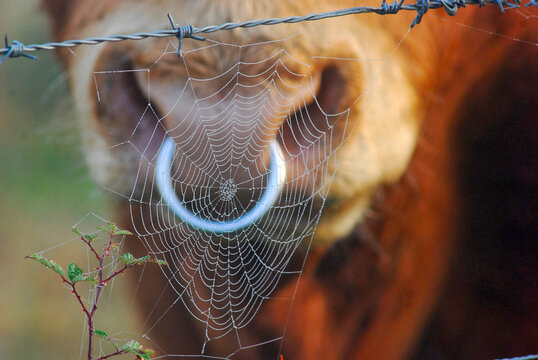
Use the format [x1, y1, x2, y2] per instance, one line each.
[0, 35, 38, 64]
[167, 14, 206, 58]
[411, 0, 430, 27]
[378, 0, 405, 14]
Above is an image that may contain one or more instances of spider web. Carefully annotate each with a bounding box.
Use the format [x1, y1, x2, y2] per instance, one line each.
[62, 6, 537, 360]
[86, 28, 371, 357]
[95, 33, 352, 356]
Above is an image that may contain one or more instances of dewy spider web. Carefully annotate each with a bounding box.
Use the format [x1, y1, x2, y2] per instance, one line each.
[73, 19, 391, 355]
[93, 33, 354, 356]
[74, 5, 536, 360]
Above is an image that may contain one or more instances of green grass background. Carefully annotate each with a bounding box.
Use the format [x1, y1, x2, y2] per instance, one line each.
[0, 2, 140, 358]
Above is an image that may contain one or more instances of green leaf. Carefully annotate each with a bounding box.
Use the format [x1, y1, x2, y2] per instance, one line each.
[138, 352, 152, 360]
[73, 228, 98, 242]
[121, 340, 154, 359]
[94, 329, 109, 338]
[106, 222, 122, 236]
[94, 329, 120, 350]
[84, 234, 97, 242]
[139, 348, 154, 359]
[72, 228, 84, 237]
[132, 255, 150, 265]
[121, 340, 143, 352]
[95, 222, 133, 237]
[114, 229, 133, 236]
[152, 259, 168, 266]
[120, 253, 153, 265]
[120, 253, 135, 265]
[67, 263, 88, 283]
[26, 254, 65, 276]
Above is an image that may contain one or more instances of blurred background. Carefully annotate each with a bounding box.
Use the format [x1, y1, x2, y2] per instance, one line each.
[0, 1, 138, 358]
[1, 2, 536, 360]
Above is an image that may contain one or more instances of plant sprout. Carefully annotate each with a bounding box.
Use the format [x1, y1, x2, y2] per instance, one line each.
[26, 223, 167, 360]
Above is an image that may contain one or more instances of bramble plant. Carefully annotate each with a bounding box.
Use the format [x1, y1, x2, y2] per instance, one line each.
[26, 222, 167, 360]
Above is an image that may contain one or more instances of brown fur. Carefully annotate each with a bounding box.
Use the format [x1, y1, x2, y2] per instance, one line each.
[42, 1, 537, 359]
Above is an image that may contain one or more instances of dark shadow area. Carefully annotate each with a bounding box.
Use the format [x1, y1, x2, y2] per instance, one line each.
[412, 40, 538, 360]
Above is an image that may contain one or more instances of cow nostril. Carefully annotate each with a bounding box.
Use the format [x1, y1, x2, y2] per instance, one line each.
[279, 65, 347, 157]
[93, 55, 166, 159]
[314, 66, 347, 114]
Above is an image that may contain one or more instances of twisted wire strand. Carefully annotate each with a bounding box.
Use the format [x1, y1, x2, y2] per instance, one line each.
[0, 0, 532, 63]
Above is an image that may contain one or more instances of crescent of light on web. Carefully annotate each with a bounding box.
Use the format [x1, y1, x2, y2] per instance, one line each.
[155, 137, 286, 233]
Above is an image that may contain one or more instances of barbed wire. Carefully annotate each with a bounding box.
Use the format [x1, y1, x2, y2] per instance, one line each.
[0, 0, 534, 64]
[496, 355, 538, 360]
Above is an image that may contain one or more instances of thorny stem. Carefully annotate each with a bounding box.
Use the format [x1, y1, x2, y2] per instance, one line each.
[60, 274, 95, 360]
[96, 349, 128, 360]
[81, 237, 101, 261]
[102, 264, 133, 284]
[27, 224, 158, 359]
[76, 230, 130, 360]
[61, 276, 90, 319]
[88, 231, 113, 359]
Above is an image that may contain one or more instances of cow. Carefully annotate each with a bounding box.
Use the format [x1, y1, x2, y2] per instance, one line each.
[41, 1, 537, 359]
